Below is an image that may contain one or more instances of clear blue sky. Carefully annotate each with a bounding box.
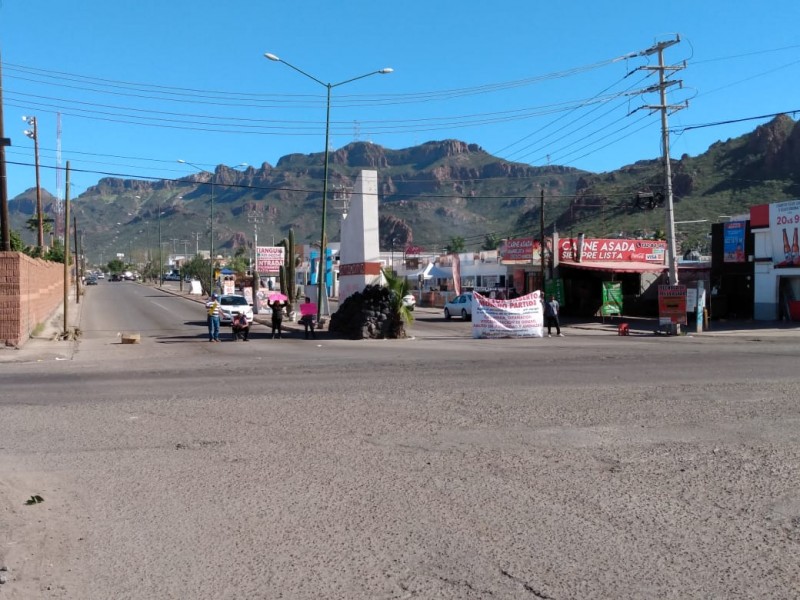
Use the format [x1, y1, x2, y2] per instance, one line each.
[2, 0, 799, 200]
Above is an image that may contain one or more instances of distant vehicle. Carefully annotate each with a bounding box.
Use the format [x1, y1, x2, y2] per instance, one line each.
[402, 294, 416, 311]
[164, 273, 181, 281]
[96, 272, 105, 279]
[85, 277, 98, 286]
[218, 294, 254, 326]
[110, 273, 123, 282]
[123, 271, 135, 281]
[444, 292, 474, 321]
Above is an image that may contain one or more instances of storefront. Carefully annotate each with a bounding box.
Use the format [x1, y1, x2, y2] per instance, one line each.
[555, 238, 668, 317]
[499, 237, 545, 296]
[750, 200, 800, 320]
[709, 219, 754, 319]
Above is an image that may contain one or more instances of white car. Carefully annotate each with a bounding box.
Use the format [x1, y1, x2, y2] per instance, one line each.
[402, 294, 416, 311]
[443, 292, 474, 320]
[219, 294, 254, 325]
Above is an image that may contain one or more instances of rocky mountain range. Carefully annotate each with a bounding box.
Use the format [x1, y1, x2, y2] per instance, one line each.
[8, 115, 800, 264]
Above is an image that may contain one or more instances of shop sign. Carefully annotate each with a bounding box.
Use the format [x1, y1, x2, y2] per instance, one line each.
[769, 199, 800, 268]
[601, 281, 623, 316]
[256, 246, 284, 274]
[500, 237, 541, 262]
[558, 238, 666, 263]
[658, 285, 687, 324]
[723, 221, 746, 263]
[545, 278, 565, 306]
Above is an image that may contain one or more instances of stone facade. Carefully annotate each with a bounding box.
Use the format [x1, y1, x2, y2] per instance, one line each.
[0, 252, 65, 347]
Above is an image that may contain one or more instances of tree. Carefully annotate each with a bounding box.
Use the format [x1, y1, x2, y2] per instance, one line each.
[44, 238, 66, 263]
[481, 233, 501, 251]
[382, 268, 413, 338]
[228, 249, 249, 277]
[10, 230, 25, 252]
[445, 236, 465, 254]
[107, 258, 126, 274]
[183, 255, 213, 295]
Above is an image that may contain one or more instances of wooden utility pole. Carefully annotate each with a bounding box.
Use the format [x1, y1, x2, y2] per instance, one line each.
[540, 190, 546, 290]
[0, 54, 11, 251]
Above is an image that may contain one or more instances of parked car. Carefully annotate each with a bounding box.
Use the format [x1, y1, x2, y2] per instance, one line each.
[85, 277, 98, 286]
[110, 273, 122, 282]
[96, 272, 105, 279]
[402, 294, 416, 311]
[164, 273, 181, 281]
[444, 292, 474, 320]
[219, 294, 254, 325]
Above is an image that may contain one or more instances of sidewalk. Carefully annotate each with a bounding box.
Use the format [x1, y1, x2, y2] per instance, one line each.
[0, 289, 83, 363]
[563, 314, 800, 338]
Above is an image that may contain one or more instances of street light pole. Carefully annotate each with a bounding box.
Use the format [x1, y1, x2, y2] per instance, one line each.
[22, 115, 43, 249]
[264, 52, 392, 323]
[158, 198, 163, 287]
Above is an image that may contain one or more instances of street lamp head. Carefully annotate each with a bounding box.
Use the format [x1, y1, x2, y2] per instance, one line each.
[23, 130, 34, 139]
[379, 68, 393, 74]
[264, 53, 281, 62]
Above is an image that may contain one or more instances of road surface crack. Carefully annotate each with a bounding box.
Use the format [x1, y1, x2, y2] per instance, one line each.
[500, 568, 554, 598]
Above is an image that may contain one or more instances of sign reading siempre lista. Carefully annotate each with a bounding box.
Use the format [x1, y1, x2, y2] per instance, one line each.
[558, 238, 666, 263]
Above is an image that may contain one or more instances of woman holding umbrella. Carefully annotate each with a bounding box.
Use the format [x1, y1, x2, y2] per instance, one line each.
[266, 293, 288, 339]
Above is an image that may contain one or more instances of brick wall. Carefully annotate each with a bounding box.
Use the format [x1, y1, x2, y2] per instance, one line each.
[0, 252, 66, 347]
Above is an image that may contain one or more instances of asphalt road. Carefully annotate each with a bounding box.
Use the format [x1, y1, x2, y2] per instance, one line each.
[1, 281, 799, 599]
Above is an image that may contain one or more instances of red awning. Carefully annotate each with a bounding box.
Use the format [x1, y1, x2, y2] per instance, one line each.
[559, 260, 667, 273]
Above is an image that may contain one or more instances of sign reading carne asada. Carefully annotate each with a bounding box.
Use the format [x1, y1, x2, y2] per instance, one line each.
[558, 238, 666, 263]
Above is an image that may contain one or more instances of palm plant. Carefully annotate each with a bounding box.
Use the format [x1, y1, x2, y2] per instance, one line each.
[382, 268, 413, 338]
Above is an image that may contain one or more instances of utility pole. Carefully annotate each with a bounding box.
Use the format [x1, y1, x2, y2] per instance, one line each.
[540, 190, 546, 290]
[63, 162, 70, 335]
[23, 115, 43, 249]
[641, 36, 686, 286]
[191, 231, 201, 256]
[0, 54, 11, 251]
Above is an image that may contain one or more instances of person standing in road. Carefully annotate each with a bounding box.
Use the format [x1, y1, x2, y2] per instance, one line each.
[299, 297, 316, 340]
[544, 294, 563, 338]
[205, 293, 222, 342]
[266, 298, 285, 339]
